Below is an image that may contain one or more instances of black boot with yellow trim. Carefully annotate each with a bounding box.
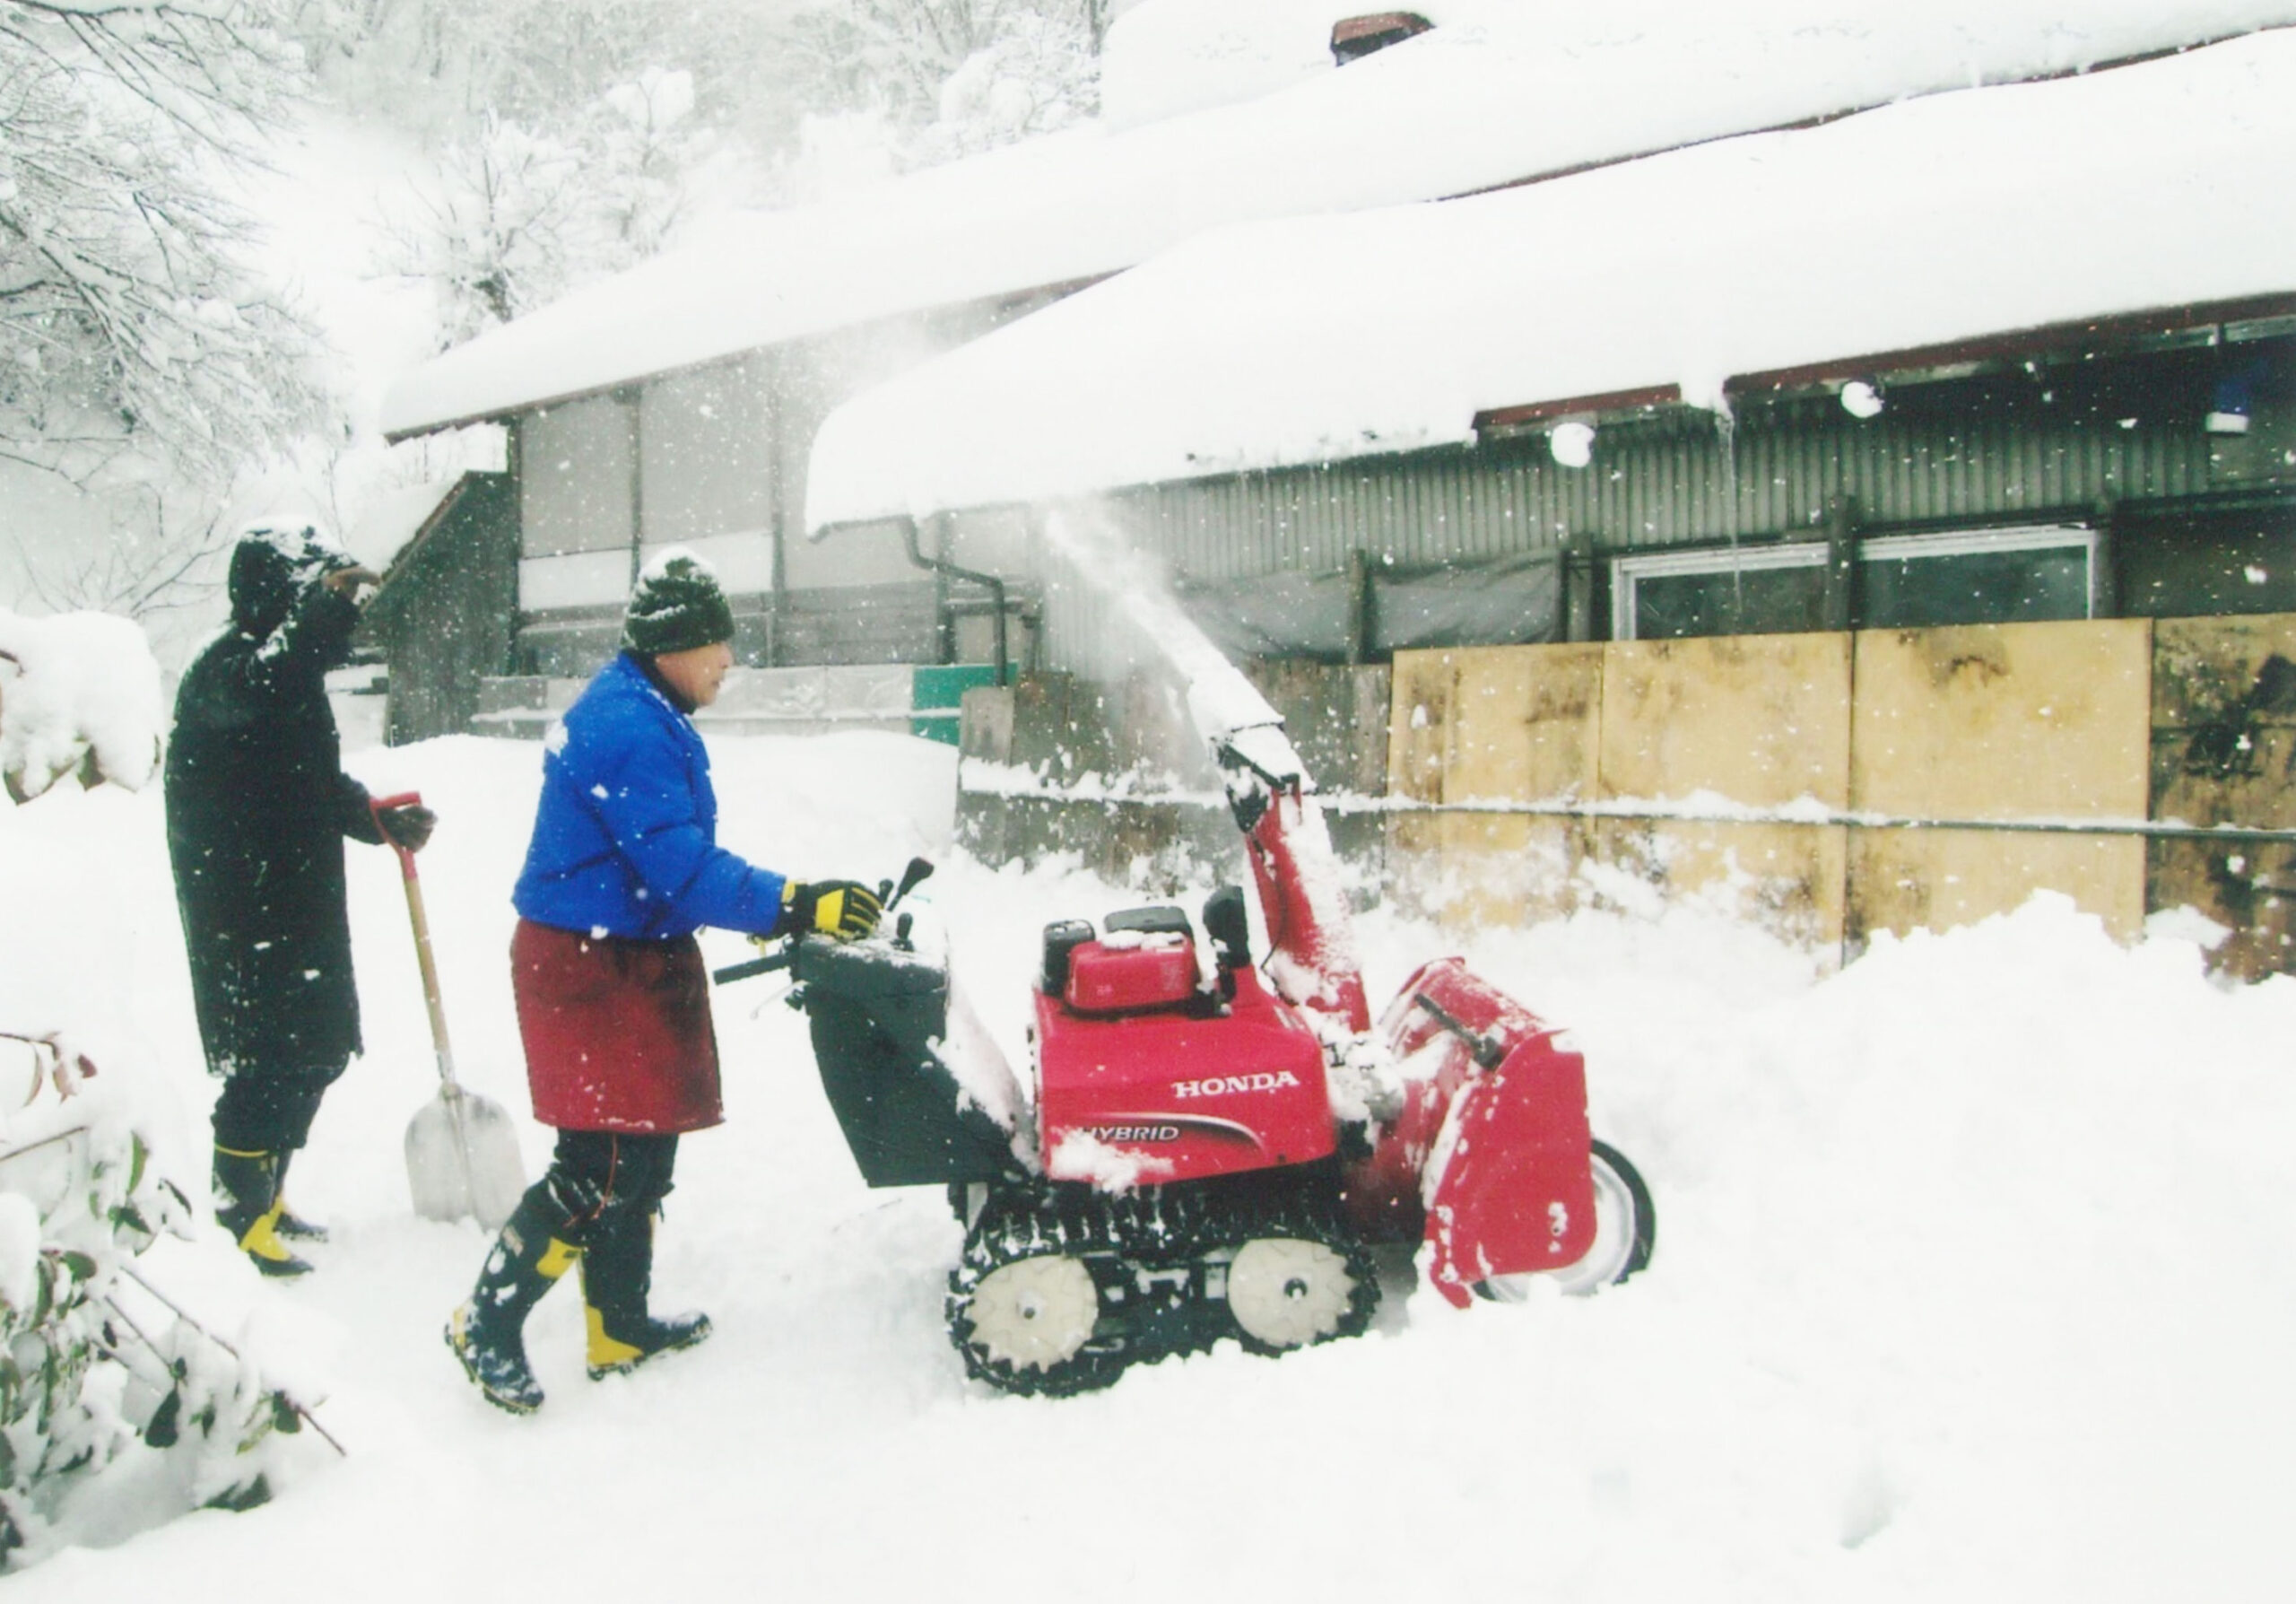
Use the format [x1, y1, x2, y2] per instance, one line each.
[271, 1148, 329, 1243]
[581, 1209, 711, 1381]
[213, 1145, 313, 1278]
[447, 1190, 580, 1416]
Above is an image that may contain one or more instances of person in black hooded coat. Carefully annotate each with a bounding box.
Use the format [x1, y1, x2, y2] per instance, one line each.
[166, 523, 434, 1276]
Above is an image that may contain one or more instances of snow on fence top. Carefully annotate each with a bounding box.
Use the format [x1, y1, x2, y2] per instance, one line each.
[377, 1, 2296, 440]
[803, 29, 2296, 529]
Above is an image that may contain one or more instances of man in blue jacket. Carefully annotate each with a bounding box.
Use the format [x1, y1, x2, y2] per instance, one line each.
[448, 551, 882, 1415]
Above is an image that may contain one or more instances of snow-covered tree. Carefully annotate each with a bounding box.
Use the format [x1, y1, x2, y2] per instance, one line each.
[782, 0, 1105, 169]
[0, 0, 326, 485]
[5, 486, 231, 629]
[384, 112, 589, 345]
[291, 0, 800, 139]
[385, 66, 709, 349]
[588, 67, 704, 265]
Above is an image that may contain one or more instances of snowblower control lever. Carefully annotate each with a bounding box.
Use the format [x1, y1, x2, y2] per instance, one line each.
[885, 856, 934, 910]
[1410, 992, 1509, 1071]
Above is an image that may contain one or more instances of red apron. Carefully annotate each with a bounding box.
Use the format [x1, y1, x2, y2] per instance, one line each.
[512, 920, 724, 1134]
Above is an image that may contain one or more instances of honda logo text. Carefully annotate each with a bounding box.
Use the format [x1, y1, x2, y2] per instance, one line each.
[1170, 1071, 1300, 1100]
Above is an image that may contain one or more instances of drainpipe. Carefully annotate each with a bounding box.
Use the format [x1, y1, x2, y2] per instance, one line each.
[902, 516, 1009, 686]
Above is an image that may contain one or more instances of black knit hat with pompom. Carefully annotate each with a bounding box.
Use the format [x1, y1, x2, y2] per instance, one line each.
[622, 552, 735, 656]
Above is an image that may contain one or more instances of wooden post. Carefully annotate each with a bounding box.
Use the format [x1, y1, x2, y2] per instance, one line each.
[620, 386, 643, 589]
[1552, 535, 1574, 643]
[1346, 547, 1371, 666]
[1822, 493, 1857, 633]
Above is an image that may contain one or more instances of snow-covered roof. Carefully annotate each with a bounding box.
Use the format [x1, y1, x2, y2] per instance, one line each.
[804, 30, 2296, 530]
[378, 1, 2296, 439]
[343, 475, 465, 575]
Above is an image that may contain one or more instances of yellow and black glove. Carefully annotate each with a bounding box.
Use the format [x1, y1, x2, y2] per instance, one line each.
[781, 879, 883, 942]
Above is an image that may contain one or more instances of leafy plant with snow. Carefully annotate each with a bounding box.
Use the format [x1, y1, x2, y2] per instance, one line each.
[0, 1040, 302, 1569]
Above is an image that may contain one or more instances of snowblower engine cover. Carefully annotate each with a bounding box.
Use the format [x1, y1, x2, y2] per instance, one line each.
[1036, 954, 1335, 1186]
[1063, 934, 1199, 1014]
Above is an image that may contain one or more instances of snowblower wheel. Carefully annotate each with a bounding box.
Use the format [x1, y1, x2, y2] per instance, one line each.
[946, 1192, 1126, 1397]
[1226, 1237, 1364, 1352]
[1475, 1138, 1656, 1302]
[962, 1255, 1099, 1372]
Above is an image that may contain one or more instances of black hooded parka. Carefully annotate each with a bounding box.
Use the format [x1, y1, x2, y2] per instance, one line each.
[166, 530, 384, 1085]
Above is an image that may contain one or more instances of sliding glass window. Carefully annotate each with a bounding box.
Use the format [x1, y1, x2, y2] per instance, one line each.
[1612, 525, 2096, 641]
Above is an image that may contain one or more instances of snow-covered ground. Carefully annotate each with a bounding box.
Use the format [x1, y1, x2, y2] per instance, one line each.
[3, 728, 2292, 1600]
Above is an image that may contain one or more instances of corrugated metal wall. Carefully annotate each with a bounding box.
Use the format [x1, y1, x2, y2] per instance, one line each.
[1103, 388, 2229, 595]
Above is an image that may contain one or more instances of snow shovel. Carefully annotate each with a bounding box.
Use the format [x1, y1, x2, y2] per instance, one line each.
[370, 790, 526, 1231]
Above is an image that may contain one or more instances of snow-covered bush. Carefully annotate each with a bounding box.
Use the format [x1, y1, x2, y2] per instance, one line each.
[0, 611, 166, 806]
[0, 1041, 302, 1569]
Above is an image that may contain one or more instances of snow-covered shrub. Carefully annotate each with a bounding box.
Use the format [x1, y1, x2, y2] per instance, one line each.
[0, 1040, 301, 1570]
[0, 610, 167, 806]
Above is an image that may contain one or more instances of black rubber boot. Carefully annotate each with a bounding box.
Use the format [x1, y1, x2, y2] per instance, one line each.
[213, 1146, 313, 1278]
[271, 1149, 328, 1242]
[581, 1210, 711, 1381]
[447, 1190, 580, 1416]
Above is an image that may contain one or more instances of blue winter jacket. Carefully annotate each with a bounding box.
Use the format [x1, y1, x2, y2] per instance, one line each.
[513, 652, 786, 939]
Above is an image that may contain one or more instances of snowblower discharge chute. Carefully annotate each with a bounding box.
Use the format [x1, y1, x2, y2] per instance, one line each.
[720, 696, 1653, 1395]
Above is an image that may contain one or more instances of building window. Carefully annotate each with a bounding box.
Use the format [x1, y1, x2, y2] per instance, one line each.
[1853, 525, 2097, 629]
[1612, 524, 2097, 641]
[519, 396, 634, 558]
[639, 362, 770, 546]
[1612, 543, 1826, 641]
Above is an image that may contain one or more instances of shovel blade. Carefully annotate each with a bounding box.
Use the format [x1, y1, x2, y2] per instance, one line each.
[406, 1089, 528, 1231]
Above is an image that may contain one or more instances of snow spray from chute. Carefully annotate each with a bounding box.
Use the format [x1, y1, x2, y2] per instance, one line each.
[1038, 510, 1370, 1033]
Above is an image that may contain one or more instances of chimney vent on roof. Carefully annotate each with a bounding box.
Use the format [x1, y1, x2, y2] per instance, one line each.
[1331, 13, 1433, 65]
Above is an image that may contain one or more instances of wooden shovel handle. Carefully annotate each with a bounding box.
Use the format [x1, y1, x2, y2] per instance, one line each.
[369, 790, 457, 1090]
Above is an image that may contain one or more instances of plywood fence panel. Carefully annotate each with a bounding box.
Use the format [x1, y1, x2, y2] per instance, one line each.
[1599, 635, 1853, 807]
[1849, 619, 2152, 941]
[2148, 613, 2296, 978]
[1848, 828, 2145, 943]
[1446, 646, 1602, 926]
[1584, 819, 1849, 948]
[1596, 634, 1851, 946]
[1851, 620, 2152, 818]
[1386, 649, 1457, 918]
[1385, 646, 1601, 925]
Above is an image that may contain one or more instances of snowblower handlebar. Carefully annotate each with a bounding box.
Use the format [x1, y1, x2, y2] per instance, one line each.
[712, 948, 796, 984]
[711, 858, 935, 984]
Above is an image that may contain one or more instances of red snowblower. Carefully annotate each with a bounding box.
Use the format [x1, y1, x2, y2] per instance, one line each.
[718, 681, 1653, 1396]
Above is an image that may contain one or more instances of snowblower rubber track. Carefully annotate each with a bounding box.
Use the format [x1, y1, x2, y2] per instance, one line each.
[946, 1169, 1379, 1396]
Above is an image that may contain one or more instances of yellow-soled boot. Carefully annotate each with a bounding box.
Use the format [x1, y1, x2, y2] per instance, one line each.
[447, 1193, 580, 1416]
[582, 1212, 710, 1380]
[271, 1149, 329, 1242]
[213, 1146, 312, 1278]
